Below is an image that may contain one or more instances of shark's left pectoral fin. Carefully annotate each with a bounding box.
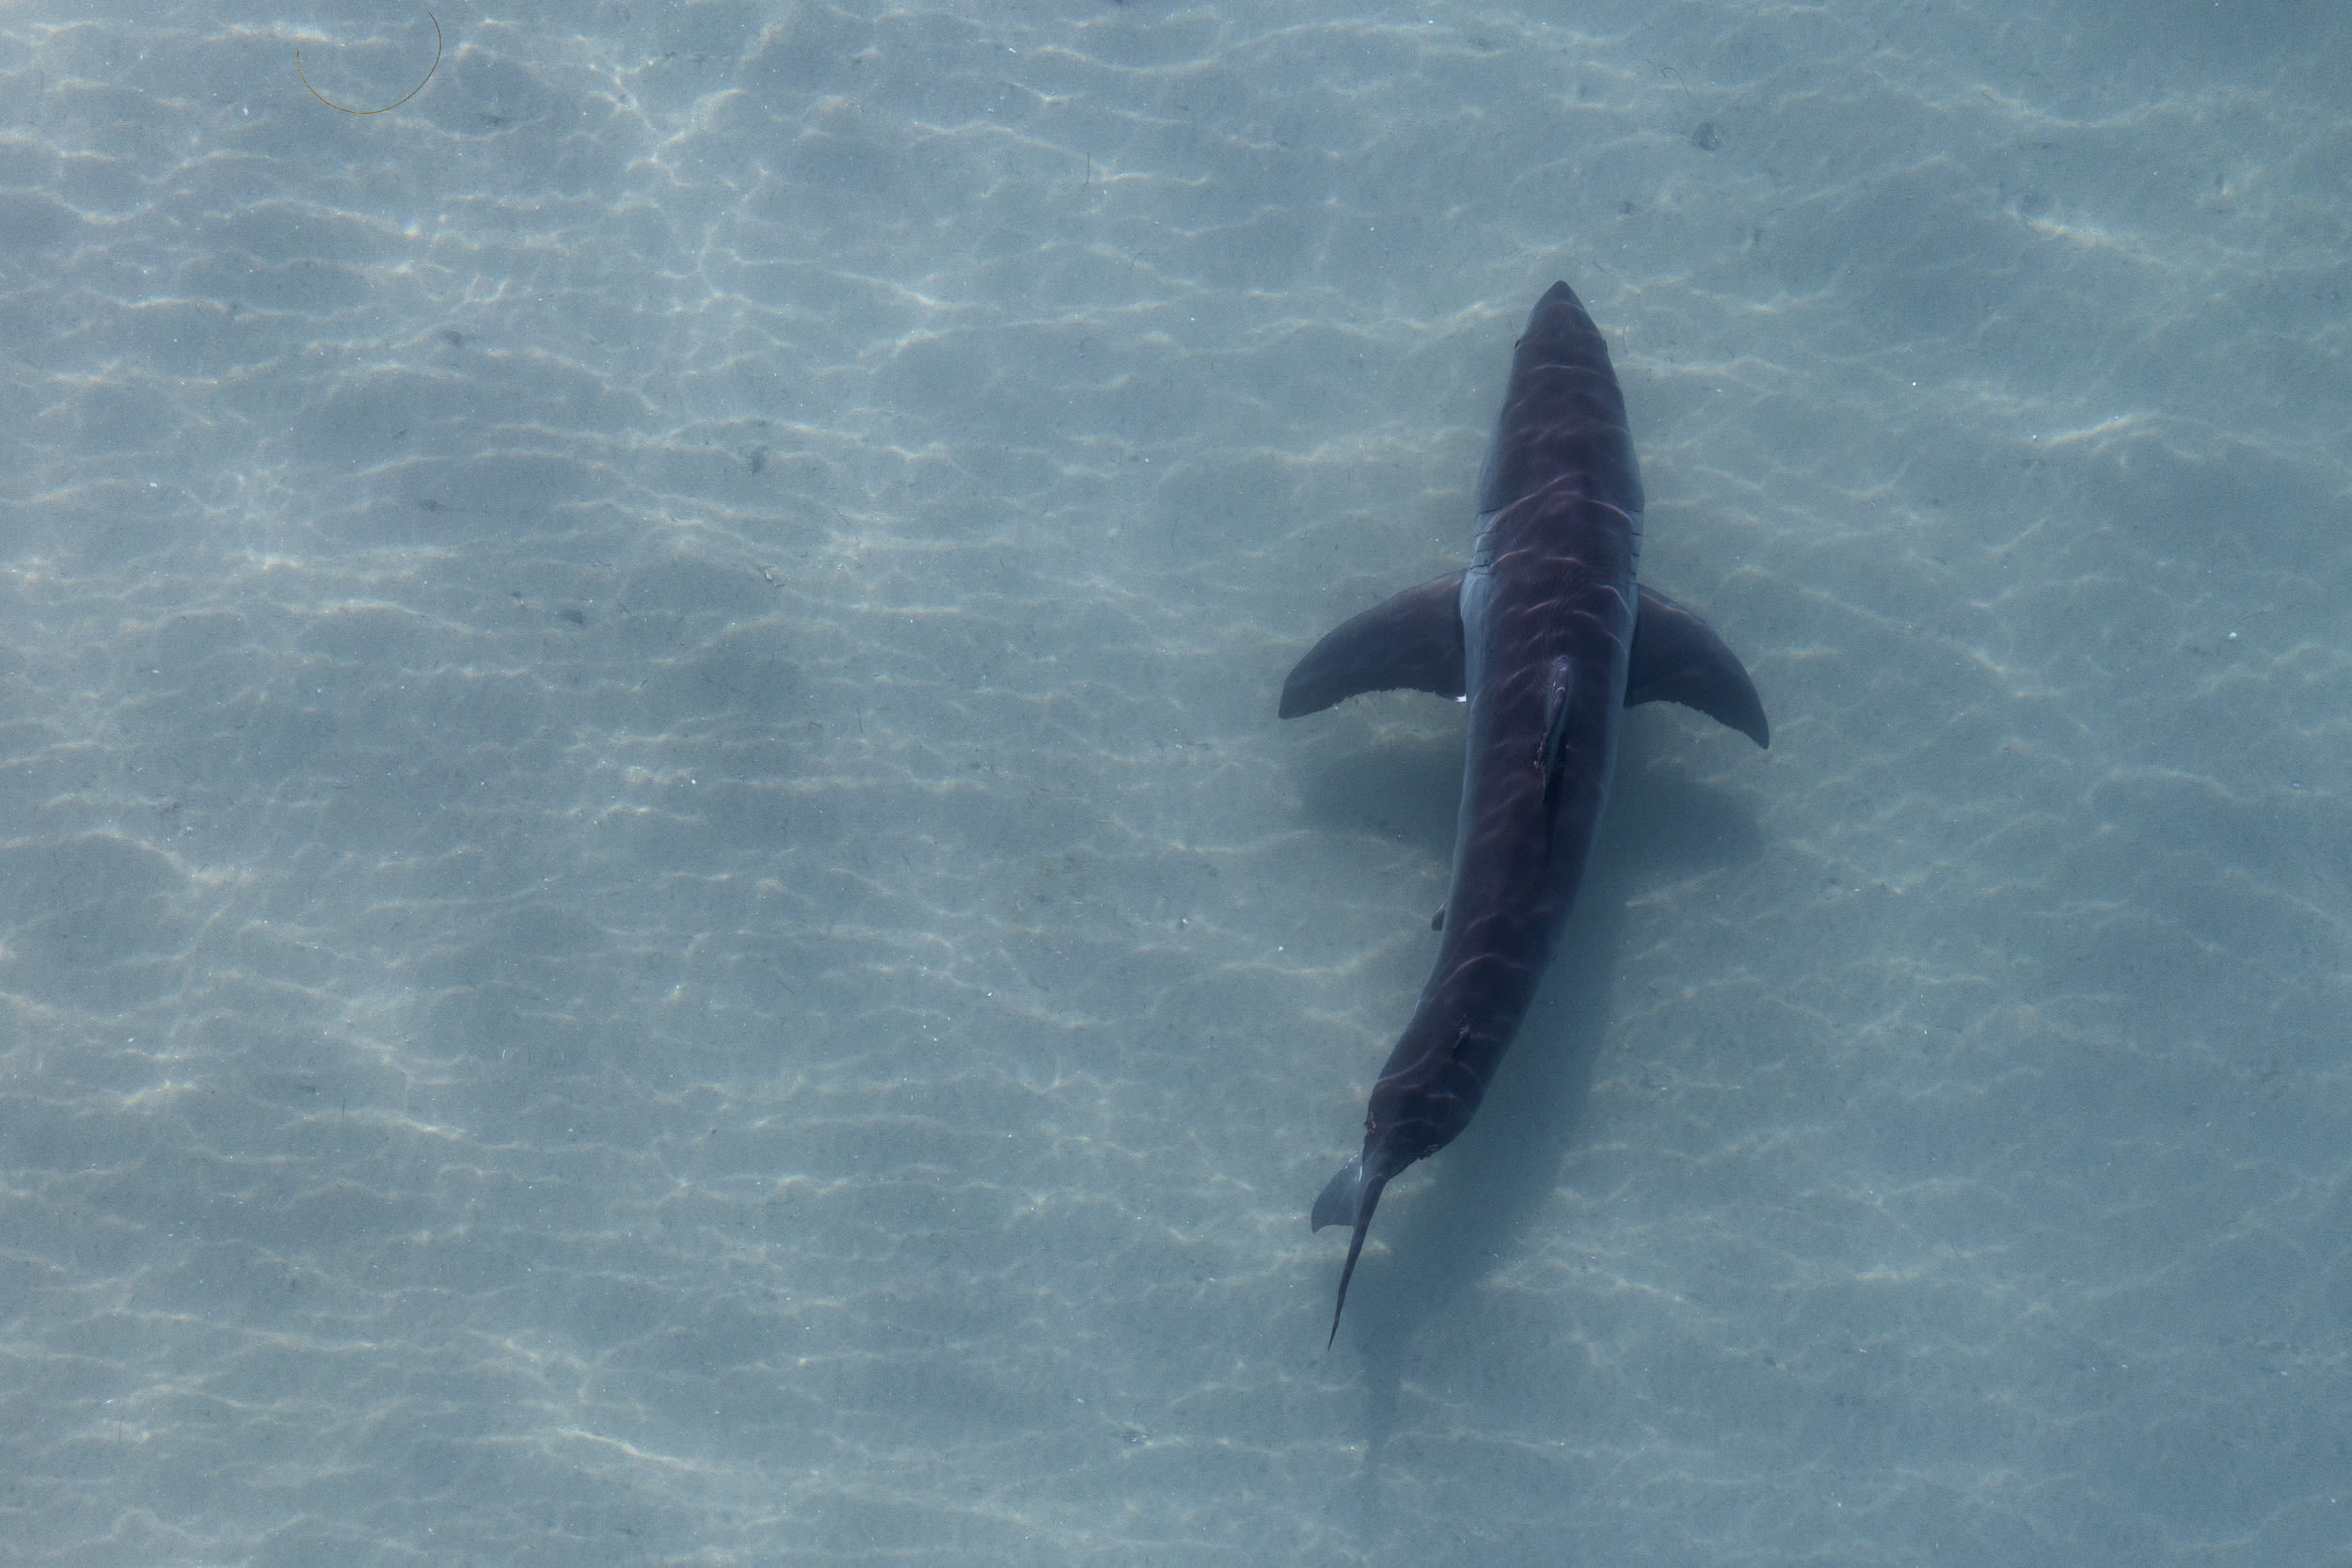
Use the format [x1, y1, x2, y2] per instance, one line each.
[1279, 572, 1467, 719]
[1629, 586, 1771, 748]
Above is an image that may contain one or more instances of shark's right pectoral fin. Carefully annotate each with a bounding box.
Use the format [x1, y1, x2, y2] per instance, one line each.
[1629, 586, 1771, 749]
[1279, 572, 1467, 719]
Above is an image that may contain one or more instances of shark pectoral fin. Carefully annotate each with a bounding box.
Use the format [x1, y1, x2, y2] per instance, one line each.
[1627, 585, 1772, 749]
[1279, 572, 1467, 719]
[1310, 1153, 1389, 1347]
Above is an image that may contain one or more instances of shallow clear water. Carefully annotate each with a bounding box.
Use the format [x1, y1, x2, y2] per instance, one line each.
[2, 2, 2346, 1562]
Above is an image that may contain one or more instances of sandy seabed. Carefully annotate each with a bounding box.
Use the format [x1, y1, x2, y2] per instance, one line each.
[0, 2, 2346, 1563]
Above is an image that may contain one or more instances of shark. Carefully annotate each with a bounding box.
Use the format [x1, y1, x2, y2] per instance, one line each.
[1279, 280, 1770, 1345]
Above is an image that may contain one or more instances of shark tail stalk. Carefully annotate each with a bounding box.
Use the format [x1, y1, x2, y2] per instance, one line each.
[1311, 1153, 1390, 1347]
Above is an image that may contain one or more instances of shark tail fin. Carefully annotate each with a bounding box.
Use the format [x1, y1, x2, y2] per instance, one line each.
[1311, 1154, 1390, 1348]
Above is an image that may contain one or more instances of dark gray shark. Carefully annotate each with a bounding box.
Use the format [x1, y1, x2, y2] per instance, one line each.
[1280, 281, 1769, 1345]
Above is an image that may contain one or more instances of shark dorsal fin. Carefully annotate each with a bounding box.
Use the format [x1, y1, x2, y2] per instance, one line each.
[1537, 654, 1575, 800]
